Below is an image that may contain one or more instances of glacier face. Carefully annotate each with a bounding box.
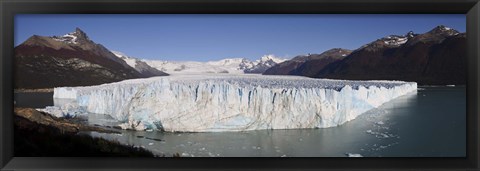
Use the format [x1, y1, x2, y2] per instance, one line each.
[51, 74, 417, 132]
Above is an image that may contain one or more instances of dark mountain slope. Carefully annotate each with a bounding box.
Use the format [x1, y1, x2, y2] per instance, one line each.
[264, 25, 466, 85]
[317, 26, 466, 85]
[263, 48, 352, 77]
[14, 28, 168, 89]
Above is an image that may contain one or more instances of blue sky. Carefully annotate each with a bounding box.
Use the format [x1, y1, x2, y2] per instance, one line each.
[15, 14, 465, 61]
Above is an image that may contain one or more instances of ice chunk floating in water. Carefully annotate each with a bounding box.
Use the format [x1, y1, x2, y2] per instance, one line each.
[346, 153, 363, 157]
[51, 74, 417, 132]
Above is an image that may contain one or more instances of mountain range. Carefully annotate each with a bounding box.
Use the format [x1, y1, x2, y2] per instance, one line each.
[111, 51, 170, 77]
[263, 48, 352, 77]
[14, 28, 287, 89]
[142, 54, 287, 75]
[14, 25, 465, 89]
[264, 25, 466, 85]
[14, 28, 168, 89]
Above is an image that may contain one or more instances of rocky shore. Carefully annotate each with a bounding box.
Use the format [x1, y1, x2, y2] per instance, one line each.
[14, 108, 157, 157]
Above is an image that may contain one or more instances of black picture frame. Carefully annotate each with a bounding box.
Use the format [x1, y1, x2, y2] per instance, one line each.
[1, 0, 479, 170]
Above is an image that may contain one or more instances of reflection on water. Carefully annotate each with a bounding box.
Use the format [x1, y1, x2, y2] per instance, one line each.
[85, 87, 466, 157]
[14, 92, 53, 108]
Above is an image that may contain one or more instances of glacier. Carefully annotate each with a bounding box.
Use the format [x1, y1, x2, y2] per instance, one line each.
[49, 74, 417, 132]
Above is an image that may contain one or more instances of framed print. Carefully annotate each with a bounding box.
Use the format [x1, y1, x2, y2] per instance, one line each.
[1, 0, 479, 170]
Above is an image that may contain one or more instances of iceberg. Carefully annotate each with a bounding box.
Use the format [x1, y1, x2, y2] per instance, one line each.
[51, 74, 417, 132]
[346, 153, 363, 157]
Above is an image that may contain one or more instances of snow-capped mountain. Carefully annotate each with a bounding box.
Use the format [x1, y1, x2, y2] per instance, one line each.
[143, 59, 243, 74]
[318, 25, 466, 85]
[358, 31, 418, 51]
[111, 51, 168, 77]
[143, 55, 287, 75]
[264, 25, 466, 85]
[359, 25, 459, 52]
[244, 55, 288, 73]
[406, 25, 460, 45]
[52, 33, 80, 44]
[14, 28, 163, 89]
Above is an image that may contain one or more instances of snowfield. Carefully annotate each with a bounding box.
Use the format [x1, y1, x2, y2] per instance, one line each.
[142, 55, 287, 74]
[48, 74, 417, 132]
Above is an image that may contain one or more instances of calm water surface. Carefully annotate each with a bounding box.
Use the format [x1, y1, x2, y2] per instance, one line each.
[14, 92, 53, 108]
[15, 87, 466, 157]
[86, 87, 466, 157]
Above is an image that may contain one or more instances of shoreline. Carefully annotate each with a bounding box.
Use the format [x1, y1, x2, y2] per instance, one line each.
[14, 88, 54, 93]
[14, 107, 161, 157]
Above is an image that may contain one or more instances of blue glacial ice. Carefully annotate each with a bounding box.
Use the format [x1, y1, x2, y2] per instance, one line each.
[46, 74, 417, 132]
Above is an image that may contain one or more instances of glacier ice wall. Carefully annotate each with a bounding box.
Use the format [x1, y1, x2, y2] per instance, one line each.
[52, 74, 417, 132]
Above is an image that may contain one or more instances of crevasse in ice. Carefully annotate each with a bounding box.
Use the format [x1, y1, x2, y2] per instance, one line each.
[50, 74, 417, 132]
